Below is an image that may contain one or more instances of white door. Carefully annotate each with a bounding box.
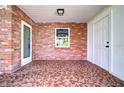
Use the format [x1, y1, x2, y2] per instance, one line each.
[21, 21, 32, 66]
[93, 16, 110, 71]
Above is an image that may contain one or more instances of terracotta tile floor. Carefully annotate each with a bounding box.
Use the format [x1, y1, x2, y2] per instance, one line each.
[0, 60, 124, 87]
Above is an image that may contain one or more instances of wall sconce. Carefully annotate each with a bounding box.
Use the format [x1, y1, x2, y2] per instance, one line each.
[57, 9, 64, 16]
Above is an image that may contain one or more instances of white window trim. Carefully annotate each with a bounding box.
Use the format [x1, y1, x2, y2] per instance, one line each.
[55, 28, 70, 48]
[21, 20, 32, 66]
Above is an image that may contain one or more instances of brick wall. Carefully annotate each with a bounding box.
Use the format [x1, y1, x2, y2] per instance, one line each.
[11, 5, 36, 72]
[0, 5, 87, 73]
[33, 23, 87, 60]
[0, 5, 36, 73]
[0, 6, 12, 73]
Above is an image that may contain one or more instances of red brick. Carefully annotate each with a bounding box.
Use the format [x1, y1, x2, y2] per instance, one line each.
[0, 5, 87, 74]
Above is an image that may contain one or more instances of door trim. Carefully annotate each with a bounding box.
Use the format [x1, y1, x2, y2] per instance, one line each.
[21, 20, 32, 66]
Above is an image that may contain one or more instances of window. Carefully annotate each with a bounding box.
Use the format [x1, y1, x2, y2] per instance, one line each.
[55, 28, 70, 48]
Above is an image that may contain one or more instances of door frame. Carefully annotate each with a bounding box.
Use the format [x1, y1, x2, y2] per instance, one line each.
[21, 20, 32, 66]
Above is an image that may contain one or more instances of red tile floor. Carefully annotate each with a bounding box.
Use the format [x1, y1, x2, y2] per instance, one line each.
[0, 60, 124, 87]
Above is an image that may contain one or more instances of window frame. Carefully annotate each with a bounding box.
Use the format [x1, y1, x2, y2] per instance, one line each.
[55, 28, 70, 48]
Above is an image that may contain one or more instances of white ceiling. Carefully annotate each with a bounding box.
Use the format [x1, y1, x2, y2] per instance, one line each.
[18, 5, 107, 23]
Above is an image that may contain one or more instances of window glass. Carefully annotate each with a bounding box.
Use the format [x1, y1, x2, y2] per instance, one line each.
[55, 28, 70, 47]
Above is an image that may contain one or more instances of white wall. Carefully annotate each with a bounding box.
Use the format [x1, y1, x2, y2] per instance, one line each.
[87, 7, 111, 63]
[87, 6, 124, 81]
[110, 6, 124, 80]
[87, 22, 93, 62]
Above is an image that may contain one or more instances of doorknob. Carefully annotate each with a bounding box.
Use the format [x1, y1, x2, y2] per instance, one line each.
[105, 45, 109, 48]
